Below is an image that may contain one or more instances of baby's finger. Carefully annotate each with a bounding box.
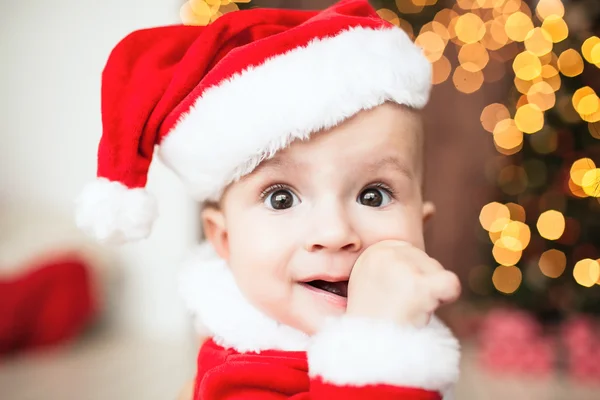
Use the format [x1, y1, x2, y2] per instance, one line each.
[427, 271, 461, 304]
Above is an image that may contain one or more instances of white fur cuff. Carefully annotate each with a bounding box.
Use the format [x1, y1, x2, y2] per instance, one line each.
[307, 316, 460, 393]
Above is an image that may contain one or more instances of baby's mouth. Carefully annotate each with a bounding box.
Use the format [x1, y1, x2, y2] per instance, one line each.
[305, 280, 348, 298]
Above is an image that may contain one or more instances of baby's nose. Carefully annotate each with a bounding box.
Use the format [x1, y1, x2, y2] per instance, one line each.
[304, 207, 361, 253]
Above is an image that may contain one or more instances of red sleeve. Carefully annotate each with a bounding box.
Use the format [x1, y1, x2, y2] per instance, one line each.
[196, 352, 441, 400]
[309, 378, 441, 400]
[195, 316, 459, 400]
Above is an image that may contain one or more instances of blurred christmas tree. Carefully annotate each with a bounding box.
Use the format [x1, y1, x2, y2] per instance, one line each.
[373, 1, 600, 321]
[180, 0, 600, 322]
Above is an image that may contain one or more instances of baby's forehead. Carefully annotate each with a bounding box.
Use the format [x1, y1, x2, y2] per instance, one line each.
[243, 103, 424, 184]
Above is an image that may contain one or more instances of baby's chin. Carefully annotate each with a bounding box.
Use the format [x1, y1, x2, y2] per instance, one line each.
[286, 291, 348, 336]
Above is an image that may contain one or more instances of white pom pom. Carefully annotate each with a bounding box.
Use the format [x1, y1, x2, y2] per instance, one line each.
[75, 178, 158, 244]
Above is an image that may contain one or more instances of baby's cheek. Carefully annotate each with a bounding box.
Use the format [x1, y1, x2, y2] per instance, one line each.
[360, 211, 422, 244]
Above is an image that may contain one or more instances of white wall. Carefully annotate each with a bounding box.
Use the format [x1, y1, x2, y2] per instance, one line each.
[0, 0, 197, 341]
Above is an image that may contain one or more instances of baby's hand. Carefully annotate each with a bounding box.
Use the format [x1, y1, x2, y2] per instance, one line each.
[346, 240, 461, 328]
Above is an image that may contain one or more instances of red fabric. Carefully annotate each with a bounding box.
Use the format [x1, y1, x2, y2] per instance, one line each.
[0, 256, 97, 355]
[194, 339, 442, 400]
[96, 0, 391, 189]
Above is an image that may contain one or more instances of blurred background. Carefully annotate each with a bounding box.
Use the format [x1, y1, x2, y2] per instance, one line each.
[1, 0, 599, 399]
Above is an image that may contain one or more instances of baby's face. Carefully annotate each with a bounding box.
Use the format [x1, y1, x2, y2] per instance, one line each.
[202, 103, 433, 335]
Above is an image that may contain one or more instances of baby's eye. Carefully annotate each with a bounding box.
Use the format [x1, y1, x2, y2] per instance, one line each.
[358, 186, 393, 207]
[264, 187, 300, 210]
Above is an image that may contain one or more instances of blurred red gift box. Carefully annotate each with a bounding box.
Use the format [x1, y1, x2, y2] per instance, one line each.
[0, 254, 97, 355]
[478, 308, 555, 376]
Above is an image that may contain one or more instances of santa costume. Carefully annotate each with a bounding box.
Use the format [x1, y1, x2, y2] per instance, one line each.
[75, 0, 461, 399]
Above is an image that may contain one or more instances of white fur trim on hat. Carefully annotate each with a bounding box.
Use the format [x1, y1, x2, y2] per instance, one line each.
[75, 178, 158, 244]
[159, 25, 431, 202]
[308, 315, 460, 395]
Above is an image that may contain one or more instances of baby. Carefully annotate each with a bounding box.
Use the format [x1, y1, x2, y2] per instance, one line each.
[75, 0, 461, 399]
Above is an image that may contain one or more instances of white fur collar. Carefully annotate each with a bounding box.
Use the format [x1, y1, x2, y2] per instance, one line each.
[178, 243, 459, 398]
[178, 242, 310, 353]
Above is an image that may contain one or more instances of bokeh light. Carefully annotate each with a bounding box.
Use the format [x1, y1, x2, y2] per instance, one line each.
[506, 202, 526, 222]
[573, 259, 600, 287]
[573, 87, 600, 115]
[482, 19, 509, 51]
[515, 104, 544, 133]
[541, 15, 568, 43]
[493, 119, 524, 155]
[377, 8, 401, 26]
[513, 51, 542, 80]
[582, 36, 600, 64]
[479, 201, 510, 231]
[458, 42, 490, 72]
[557, 49, 584, 77]
[500, 220, 531, 251]
[537, 210, 565, 240]
[524, 27, 553, 57]
[395, 0, 425, 14]
[492, 265, 523, 294]
[527, 81, 556, 111]
[541, 64, 561, 91]
[493, 241, 523, 266]
[538, 249, 567, 278]
[588, 121, 600, 139]
[431, 55, 451, 84]
[415, 31, 446, 62]
[455, 12, 486, 44]
[481, 103, 510, 133]
[581, 168, 600, 197]
[453, 66, 484, 93]
[180, 0, 247, 25]
[504, 11, 533, 42]
[535, 0, 565, 21]
[570, 158, 596, 186]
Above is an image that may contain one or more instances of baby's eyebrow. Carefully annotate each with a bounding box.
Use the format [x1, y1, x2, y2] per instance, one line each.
[253, 155, 413, 179]
[253, 157, 303, 174]
[362, 156, 414, 180]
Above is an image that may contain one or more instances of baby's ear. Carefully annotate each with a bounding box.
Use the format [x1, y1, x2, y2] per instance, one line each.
[422, 201, 436, 224]
[201, 206, 229, 260]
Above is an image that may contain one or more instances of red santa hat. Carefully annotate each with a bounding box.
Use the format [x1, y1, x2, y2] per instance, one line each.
[75, 0, 432, 243]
